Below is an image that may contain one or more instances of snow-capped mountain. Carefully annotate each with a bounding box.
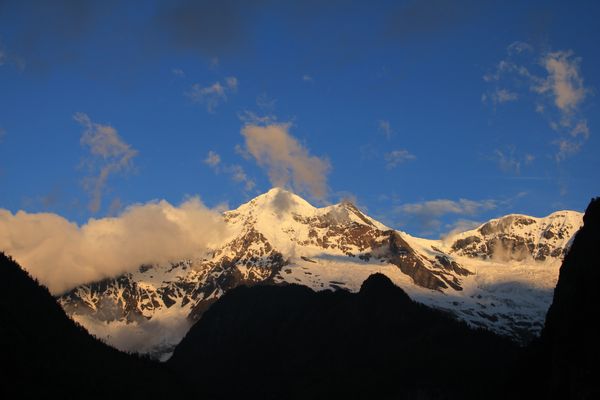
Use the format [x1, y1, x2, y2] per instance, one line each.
[58, 188, 583, 360]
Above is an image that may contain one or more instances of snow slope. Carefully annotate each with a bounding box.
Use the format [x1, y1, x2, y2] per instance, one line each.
[58, 188, 583, 359]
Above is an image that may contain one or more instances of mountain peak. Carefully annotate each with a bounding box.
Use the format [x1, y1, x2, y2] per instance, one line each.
[234, 187, 315, 215]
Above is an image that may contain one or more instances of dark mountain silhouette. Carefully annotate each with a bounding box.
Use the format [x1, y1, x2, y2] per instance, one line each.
[542, 197, 600, 399]
[0, 252, 190, 398]
[519, 197, 600, 399]
[508, 197, 600, 400]
[168, 272, 519, 399]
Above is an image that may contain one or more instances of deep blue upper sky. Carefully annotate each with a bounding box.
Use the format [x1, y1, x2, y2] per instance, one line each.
[1, 0, 599, 237]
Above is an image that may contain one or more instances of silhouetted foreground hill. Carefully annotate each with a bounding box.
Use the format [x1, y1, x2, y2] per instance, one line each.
[0, 252, 189, 398]
[509, 197, 600, 400]
[539, 197, 600, 399]
[169, 273, 519, 399]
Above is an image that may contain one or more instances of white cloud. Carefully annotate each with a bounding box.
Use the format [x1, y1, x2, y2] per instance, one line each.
[396, 198, 497, 234]
[302, 74, 313, 82]
[0, 198, 230, 294]
[204, 150, 221, 167]
[238, 110, 278, 125]
[74, 113, 138, 214]
[493, 149, 521, 174]
[495, 88, 518, 103]
[534, 51, 586, 113]
[256, 93, 277, 111]
[241, 122, 330, 200]
[554, 139, 581, 162]
[398, 198, 497, 218]
[570, 120, 589, 139]
[481, 88, 518, 107]
[378, 120, 392, 139]
[507, 41, 533, 55]
[385, 149, 416, 168]
[440, 219, 482, 242]
[225, 76, 238, 91]
[187, 76, 238, 112]
[484, 44, 591, 161]
[491, 147, 534, 175]
[524, 153, 535, 164]
[227, 164, 255, 191]
[209, 57, 219, 69]
[172, 68, 185, 77]
[204, 150, 255, 192]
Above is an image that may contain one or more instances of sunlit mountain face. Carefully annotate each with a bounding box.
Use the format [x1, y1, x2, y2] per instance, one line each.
[58, 188, 582, 360]
[1, 1, 599, 398]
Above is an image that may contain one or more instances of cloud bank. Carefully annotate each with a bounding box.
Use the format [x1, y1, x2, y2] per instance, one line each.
[241, 122, 330, 200]
[0, 198, 230, 295]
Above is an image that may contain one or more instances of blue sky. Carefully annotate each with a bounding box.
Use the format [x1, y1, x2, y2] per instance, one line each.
[1, 0, 599, 238]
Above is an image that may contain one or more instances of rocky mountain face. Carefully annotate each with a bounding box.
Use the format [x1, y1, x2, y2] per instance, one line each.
[58, 188, 583, 359]
[449, 211, 578, 262]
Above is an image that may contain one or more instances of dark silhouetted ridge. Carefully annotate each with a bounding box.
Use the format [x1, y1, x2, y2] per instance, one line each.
[541, 197, 600, 399]
[510, 197, 600, 400]
[0, 252, 189, 397]
[169, 275, 518, 399]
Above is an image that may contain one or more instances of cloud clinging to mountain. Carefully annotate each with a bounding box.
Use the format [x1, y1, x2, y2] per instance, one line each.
[0, 198, 229, 294]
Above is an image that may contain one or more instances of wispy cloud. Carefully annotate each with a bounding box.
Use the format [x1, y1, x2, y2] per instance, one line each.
[204, 150, 221, 167]
[256, 93, 277, 111]
[240, 122, 330, 200]
[506, 41, 532, 55]
[398, 198, 497, 218]
[385, 149, 416, 168]
[204, 150, 255, 191]
[172, 67, 185, 77]
[227, 164, 255, 191]
[481, 88, 518, 106]
[302, 74, 313, 82]
[490, 147, 534, 175]
[74, 113, 138, 214]
[378, 119, 393, 139]
[440, 219, 483, 241]
[225, 76, 238, 91]
[554, 139, 581, 162]
[484, 44, 591, 161]
[396, 198, 498, 235]
[186, 76, 238, 112]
